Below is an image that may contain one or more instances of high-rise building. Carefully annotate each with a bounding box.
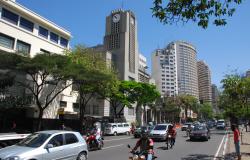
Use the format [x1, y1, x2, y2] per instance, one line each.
[104, 9, 139, 122]
[138, 54, 150, 83]
[246, 69, 250, 78]
[0, 0, 77, 119]
[151, 44, 178, 97]
[197, 61, 212, 103]
[211, 84, 220, 113]
[104, 9, 139, 81]
[152, 41, 199, 98]
[176, 41, 199, 99]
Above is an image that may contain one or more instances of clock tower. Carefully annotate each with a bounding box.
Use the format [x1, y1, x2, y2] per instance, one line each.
[104, 9, 139, 81]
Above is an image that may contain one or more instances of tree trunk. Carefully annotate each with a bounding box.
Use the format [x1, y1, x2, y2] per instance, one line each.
[37, 108, 43, 131]
[185, 108, 188, 122]
[136, 104, 142, 126]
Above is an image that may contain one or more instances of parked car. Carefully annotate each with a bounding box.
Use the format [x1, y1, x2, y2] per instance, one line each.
[216, 119, 225, 130]
[181, 122, 194, 131]
[134, 126, 154, 138]
[190, 125, 211, 141]
[149, 123, 172, 141]
[104, 123, 131, 136]
[0, 130, 88, 160]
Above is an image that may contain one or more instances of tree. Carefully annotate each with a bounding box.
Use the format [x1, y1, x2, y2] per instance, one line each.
[162, 96, 181, 122]
[0, 52, 73, 131]
[66, 46, 115, 133]
[177, 95, 198, 121]
[151, 0, 243, 29]
[200, 103, 214, 120]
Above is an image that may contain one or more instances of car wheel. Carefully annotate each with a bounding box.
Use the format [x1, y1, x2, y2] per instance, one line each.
[114, 132, 118, 136]
[77, 152, 87, 160]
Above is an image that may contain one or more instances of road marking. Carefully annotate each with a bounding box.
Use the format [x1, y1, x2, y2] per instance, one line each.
[104, 137, 131, 142]
[103, 144, 124, 150]
[213, 133, 226, 160]
[222, 132, 229, 156]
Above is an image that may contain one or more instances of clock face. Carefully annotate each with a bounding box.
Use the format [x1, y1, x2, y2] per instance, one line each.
[130, 17, 135, 25]
[112, 14, 120, 23]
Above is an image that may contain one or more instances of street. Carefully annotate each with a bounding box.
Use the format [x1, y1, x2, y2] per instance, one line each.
[89, 129, 227, 160]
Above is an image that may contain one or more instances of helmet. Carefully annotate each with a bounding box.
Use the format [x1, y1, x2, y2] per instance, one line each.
[141, 130, 148, 139]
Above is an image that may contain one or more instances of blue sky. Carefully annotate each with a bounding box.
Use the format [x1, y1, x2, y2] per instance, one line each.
[17, 0, 250, 87]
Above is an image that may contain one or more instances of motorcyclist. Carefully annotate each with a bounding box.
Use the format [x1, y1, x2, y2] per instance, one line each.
[93, 124, 101, 145]
[167, 125, 177, 146]
[186, 124, 192, 137]
[132, 130, 154, 160]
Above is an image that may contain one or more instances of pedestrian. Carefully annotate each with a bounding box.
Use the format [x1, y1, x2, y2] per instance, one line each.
[231, 124, 241, 160]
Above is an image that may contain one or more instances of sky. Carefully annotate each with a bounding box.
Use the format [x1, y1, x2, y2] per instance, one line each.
[17, 0, 250, 87]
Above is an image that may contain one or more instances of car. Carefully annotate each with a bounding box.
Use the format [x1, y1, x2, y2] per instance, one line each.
[104, 123, 131, 136]
[134, 126, 154, 138]
[216, 119, 225, 129]
[0, 130, 88, 160]
[181, 122, 194, 131]
[190, 125, 211, 141]
[149, 123, 172, 141]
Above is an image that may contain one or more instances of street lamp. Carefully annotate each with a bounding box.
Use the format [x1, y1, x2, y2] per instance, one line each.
[143, 66, 148, 125]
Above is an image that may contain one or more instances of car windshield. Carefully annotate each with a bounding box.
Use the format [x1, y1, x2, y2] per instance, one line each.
[17, 133, 51, 148]
[154, 125, 167, 130]
[193, 126, 206, 131]
[218, 121, 224, 123]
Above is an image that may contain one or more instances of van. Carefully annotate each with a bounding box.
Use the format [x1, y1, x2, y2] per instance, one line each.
[104, 123, 131, 136]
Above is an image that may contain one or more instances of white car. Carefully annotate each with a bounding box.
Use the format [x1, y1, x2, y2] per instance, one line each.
[104, 123, 131, 136]
[216, 119, 225, 129]
[0, 130, 88, 160]
[149, 123, 172, 141]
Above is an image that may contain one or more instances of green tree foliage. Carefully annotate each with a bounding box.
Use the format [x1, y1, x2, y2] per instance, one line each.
[177, 95, 198, 120]
[66, 46, 115, 132]
[151, 0, 243, 29]
[0, 51, 72, 131]
[220, 74, 250, 123]
[162, 96, 181, 122]
[200, 103, 214, 120]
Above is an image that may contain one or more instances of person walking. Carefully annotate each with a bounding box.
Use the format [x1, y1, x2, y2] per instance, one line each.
[231, 124, 241, 160]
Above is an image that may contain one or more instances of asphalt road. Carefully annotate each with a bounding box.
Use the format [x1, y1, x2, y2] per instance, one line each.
[89, 129, 227, 160]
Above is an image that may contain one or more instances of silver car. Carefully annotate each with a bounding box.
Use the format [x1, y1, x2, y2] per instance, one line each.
[0, 130, 88, 160]
[149, 124, 172, 141]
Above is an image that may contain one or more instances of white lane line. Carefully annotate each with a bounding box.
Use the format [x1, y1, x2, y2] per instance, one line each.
[104, 137, 131, 142]
[103, 144, 124, 150]
[223, 133, 229, 156]
[213, 134, 226, 160]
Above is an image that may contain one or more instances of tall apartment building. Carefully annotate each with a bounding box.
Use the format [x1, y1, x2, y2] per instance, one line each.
[197, 61, 212, 103]
[0, 0, 77, 119]
[138, 54, 150, 83]
[246, 70, 250, 78]
[151, 43, 178, 97]
[104, 9, 139, 122]
[176, 41, 199, 99]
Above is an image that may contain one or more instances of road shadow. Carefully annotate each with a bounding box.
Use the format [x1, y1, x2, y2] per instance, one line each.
[181, 154, 217, 160]
[242, 142, 250, 145]
[157, 146, 169, 150]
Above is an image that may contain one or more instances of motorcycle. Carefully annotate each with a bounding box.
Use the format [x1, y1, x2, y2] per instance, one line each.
[186, 128, 191, 137]
[166, 134, 174, 149]
[85, 133, 104, 150]
[127, 144, 157, 160]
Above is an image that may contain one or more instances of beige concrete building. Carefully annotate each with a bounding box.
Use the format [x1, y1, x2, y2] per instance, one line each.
[211, 84, 220, 113]
[246, 70, 250, 78]
[0, 0, 77, 119]
[197, 61, 212, 103]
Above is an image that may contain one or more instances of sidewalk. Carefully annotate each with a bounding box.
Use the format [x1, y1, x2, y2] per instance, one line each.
[225, 129, 250, 160]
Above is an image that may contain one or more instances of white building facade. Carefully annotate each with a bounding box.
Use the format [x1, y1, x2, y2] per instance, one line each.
[0, 0, 77, 119]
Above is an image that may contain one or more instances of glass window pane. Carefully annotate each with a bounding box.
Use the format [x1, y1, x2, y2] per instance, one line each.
[48, 134, 63, 147]
[39, 26, 48, 38]
[20, 17, 34, 32]
[50, 32, 58, 43]
[60, 37, 68, 47]
[0, 33, 15, 49]
[16, 40, 31, 56]
[2, 8, 19, 25]
[65, 133, 78, 145]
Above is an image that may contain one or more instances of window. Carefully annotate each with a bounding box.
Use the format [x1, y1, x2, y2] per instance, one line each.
[0, 33, 14, 49]
[48, 134, 63, 147]
[2, 8, 19, 25]
[39, 26, 48, 38]
[50, 32, 58, 43]
[60, 101, 67, 108]
[124, 124, 129, 127]
[60, 37, 68, 47]
[118, 124, 123, 127]
[73, 103, 79, 112]
[40, 49, 50, 54]
[16, 40, 30, 56]
[19, 17, 34, 32]
[65, 133, 78, 144]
